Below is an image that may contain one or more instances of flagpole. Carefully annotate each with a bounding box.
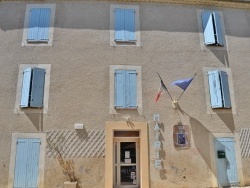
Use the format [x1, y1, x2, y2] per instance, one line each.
[177, 73, 197, 101]
[157, 73, 174, 101]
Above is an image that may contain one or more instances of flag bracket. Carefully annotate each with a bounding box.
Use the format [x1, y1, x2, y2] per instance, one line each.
[172, 99, 178, 109]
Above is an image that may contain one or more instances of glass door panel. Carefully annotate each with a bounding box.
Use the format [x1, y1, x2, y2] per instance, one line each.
[114, 139, 139, 188]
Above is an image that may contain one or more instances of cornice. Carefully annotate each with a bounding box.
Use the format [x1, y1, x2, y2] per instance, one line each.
[1, 0, 250, 9]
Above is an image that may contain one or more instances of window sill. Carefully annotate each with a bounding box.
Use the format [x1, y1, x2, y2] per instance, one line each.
[115, 107, 138, 110]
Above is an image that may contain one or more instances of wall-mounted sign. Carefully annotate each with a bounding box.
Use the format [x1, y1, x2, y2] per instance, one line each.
[153, 113, 162, 169]
[173, 124, 190, 148]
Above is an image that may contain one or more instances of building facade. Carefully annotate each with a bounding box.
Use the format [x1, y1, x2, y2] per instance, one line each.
[1, 0, 250, 187]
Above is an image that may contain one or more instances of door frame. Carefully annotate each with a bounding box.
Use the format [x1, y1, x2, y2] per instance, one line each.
[105, 121, 149, 188]
[8, 133, 46, 188]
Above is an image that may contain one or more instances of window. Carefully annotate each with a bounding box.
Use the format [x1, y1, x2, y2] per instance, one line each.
[14, 64, 51, 114]
[115, 70, 137, 109]
[201, 11, 223, 46]
[114, 9, 136, 42]
[110, 65, 142, 114]
[208, 70, 231, 108]
[20, 68, 46, 108]
[203, 67, 236, 114]
[22, 4, 56, 46]
[110, 5, 140, 46]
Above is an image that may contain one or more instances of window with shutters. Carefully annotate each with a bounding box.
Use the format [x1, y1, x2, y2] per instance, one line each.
[115, 70, 137, 109]
[20, 68, 46, 108]
[110, 5, 140, 46]
[208, 70, 231, 108]
[197, 10, 226, 50]
[201, 11, 223, 46]
[14, 64, 51, 114]
[110, 65, 142, 114]
[203, 67, 236, 114]
[22, 4, 56, 46]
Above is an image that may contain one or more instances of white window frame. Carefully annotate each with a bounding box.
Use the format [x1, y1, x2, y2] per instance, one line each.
[203, 67, 236, 114]
[110, 4, 140, 46]
[110, 65, 142, 115]
[14, 64, 51, 114]
[197, 9, 227, 50]
[22, 4, 56, 46]
[8, 133, 46, 188]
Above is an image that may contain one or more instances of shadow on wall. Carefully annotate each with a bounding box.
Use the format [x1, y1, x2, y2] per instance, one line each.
[209, 49, 230, 67]
[216, 112, 235, 133]
[24, 110, 43, 131]
[189, 117, 217, 174]
[157, 123, 167, 180]
[76, 127, 88, 141]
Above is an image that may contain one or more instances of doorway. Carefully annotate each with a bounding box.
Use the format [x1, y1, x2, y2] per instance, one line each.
[113, 133, 140, 188]
[214, 137, 239, 187]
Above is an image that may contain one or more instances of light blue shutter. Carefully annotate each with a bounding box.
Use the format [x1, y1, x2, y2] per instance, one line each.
[14, 139, 28, 188]
[30, 68, 46, 107]
[208, 70, 223, 108]
[115, 9, 125, 41]
[27, 8, 41, 41]
[14, 138, 40, 188]
[213, 12, 224, 46]
[37, 8, 51, 41]
[26, 139, 41, 188]
[115, 70, 126, 108]
[124, 9, 135, 41]
[126, 70, 137, 108]
[202, 12, 216, 45]
[20, 68, 32, 108]
[220, 71, 231, 108]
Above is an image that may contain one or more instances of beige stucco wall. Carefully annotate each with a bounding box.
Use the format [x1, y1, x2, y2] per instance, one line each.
[0, 1, 250, 187]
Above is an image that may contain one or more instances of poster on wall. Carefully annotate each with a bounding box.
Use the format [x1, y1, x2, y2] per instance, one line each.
[173, 124, 190, 148]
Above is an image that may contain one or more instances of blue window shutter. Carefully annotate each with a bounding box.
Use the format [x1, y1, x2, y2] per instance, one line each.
[14, 139, 29, 188]
[208, 70, 223, 108]
[124, 9, 135, 41]
[27, 8, 41, 41]
[30, 68, 46, 108]
[20, 68, 32, 108]
[26, 139, 41, 188]
[220, 71, 231, 108]
[37, 8, 51, 41]
[126, 70, 137, 108]
[202, 12, 216, 45]
[115, 9, 125, 41]
[115, 70, 126, 108]
[213, 12, 224, 46]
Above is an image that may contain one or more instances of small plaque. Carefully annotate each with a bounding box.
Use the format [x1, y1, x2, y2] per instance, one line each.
[217, 151, 226, 158]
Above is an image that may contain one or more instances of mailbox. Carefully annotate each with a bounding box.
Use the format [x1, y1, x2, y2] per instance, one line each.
[217, 151, 226, 158]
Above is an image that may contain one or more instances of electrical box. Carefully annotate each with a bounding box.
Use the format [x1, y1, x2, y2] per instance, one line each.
[217, 151, 226, 158]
